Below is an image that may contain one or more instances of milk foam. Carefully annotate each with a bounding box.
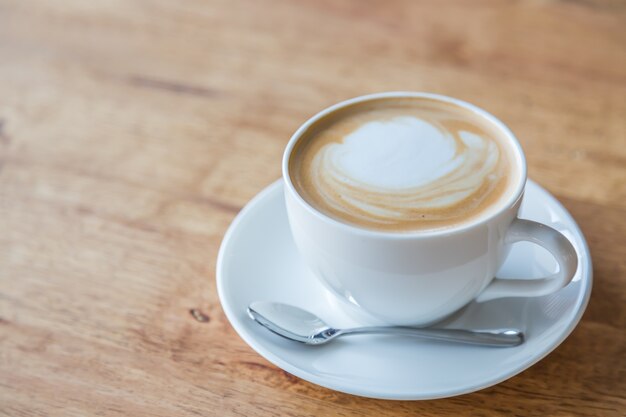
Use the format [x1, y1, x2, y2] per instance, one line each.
[330, 117, 459, 189]
[310, 116, 502, 224]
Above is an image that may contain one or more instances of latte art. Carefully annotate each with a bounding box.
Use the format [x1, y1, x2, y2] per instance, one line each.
[311, 116, 500, 224]
[289, 98, 517, 232]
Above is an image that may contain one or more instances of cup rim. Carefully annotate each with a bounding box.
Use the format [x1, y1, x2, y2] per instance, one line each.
[282, 91, 527, 239]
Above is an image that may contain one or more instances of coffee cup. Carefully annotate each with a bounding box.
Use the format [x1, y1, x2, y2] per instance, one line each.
[282, 92, 578, 326]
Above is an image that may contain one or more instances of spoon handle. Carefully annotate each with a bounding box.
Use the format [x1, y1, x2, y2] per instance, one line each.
[339, 326, 524, 347]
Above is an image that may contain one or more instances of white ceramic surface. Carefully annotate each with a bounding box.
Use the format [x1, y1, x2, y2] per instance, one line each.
[216, 179, 592, 400]
[282, 92, 578, 326]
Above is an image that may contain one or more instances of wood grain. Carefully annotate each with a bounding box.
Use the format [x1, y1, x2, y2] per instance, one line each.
[1, 0, 625, 415]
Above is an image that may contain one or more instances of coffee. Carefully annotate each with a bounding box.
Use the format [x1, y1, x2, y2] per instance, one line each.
[288, 97, 520, 232]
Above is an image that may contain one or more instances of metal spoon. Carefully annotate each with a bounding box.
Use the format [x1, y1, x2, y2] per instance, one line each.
[247, 301, 524, 347]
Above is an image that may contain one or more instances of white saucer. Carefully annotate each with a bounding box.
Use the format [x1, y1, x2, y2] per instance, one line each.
[216, 179, 592, 400]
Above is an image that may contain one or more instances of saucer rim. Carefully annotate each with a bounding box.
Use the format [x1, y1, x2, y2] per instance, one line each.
[216, 179, 593, 400]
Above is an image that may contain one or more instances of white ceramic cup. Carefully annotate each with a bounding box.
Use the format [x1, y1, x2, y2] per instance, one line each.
[282, 92, 578, 326]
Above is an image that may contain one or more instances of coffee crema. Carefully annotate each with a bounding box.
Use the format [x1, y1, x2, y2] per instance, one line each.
[288, 97, 518, 232]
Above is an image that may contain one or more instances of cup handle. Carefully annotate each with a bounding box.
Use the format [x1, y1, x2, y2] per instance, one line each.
[476, 218, 578, 302]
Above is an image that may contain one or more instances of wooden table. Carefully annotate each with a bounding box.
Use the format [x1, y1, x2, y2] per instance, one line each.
[1, 0, 624, 415]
